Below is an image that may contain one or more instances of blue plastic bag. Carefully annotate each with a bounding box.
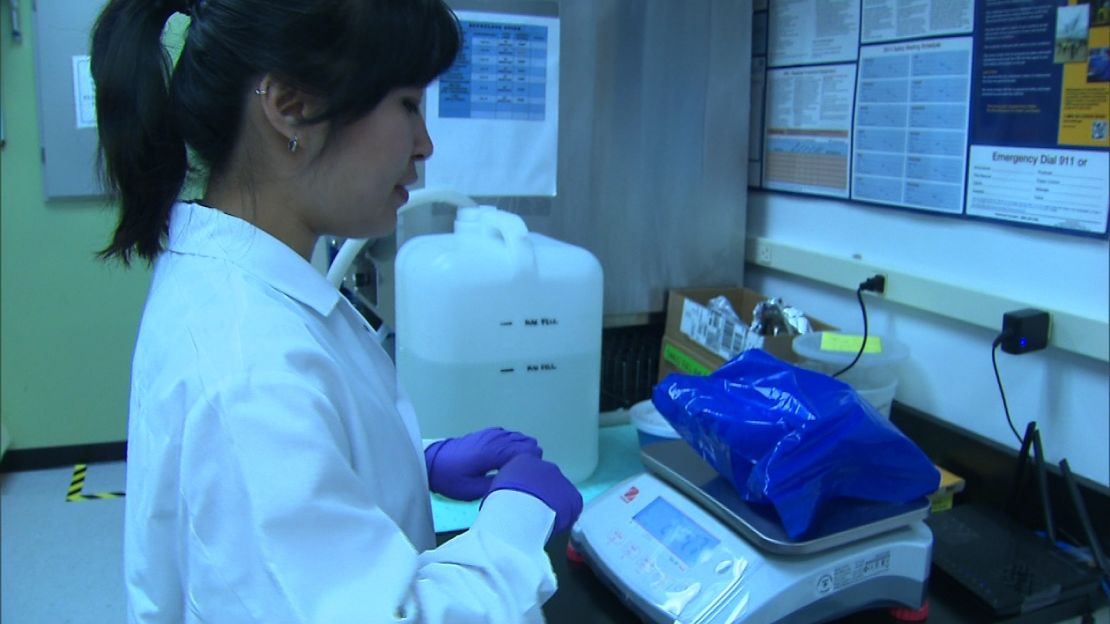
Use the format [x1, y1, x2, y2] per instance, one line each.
[652, 349, 939, 539]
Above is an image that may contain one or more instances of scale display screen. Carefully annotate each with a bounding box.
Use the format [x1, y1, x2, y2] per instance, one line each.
[633, 497, 720, 565]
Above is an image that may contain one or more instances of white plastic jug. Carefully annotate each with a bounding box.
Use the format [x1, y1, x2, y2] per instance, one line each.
[394, 206, 604, 482]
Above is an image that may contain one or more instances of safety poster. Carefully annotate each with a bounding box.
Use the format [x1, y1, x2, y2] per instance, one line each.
[749, 0, 1110, 237]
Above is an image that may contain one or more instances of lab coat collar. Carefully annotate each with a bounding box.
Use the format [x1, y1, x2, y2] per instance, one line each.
[165, 201, 341, 316]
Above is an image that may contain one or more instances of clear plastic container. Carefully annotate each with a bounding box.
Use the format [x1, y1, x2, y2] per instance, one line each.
[791, 331, 910, 419]
[629, 400, 680, 447]
[395, 206, 604, 481]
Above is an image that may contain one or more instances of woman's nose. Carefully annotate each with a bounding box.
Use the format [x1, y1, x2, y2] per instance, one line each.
[413, 116, 433, 161]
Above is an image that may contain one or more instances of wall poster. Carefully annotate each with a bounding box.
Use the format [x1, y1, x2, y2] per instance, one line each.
[750, 0, 1109, 236]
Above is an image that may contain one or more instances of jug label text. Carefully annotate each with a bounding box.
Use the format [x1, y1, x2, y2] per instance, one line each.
[524, 318, 559, 326]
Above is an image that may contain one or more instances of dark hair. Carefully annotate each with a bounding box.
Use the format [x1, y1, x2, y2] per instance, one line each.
[90, 0, 460, 265]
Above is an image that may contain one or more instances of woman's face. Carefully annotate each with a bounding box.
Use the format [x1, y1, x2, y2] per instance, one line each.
[302, 87, 433, 240]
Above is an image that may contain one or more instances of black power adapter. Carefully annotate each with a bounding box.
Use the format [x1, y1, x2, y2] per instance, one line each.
[999, 308, 1050, 355]
[860, 274, 886, 294]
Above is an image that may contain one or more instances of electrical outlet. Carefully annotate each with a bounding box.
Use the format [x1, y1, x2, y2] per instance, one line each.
[756, 242, 773, 265]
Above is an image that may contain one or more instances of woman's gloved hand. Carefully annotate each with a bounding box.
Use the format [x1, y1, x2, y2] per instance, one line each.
[425, 427, 542, 501]
[486, 454, 583, 535]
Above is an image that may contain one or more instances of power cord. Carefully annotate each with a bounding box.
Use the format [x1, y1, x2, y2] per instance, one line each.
[992, 329, 1023, 444]
[832, 275, 885, 378]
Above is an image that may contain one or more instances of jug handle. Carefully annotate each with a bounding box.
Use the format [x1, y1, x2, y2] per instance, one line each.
[485, 210, 536, 275]
[325, 189, 478, 288]
[485, 209, 528, 243]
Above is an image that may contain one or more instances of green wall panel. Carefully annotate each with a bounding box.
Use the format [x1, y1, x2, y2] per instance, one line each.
[1, 8, 151, 450]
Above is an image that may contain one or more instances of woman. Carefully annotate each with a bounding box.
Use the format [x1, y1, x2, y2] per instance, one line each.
[90, 0, 583, 621]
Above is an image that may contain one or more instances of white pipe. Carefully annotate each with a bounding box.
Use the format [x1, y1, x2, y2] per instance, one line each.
[397, 188, 479, 219]
[326, 236, 370, 288]
[325, 189, 478, 288]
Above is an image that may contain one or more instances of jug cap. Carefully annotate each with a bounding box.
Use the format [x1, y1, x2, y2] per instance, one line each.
[454, 205, 497, 236]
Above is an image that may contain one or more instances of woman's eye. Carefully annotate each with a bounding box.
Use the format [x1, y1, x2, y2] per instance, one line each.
[402, 99, 422, 114]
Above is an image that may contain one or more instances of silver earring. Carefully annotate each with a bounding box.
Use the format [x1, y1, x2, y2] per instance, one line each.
[288, 135, 299, 153]
[254, 88, 267, 95]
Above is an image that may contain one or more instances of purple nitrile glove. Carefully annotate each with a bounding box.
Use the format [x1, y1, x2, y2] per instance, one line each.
[424, 427, 542, 501]
[486, 454, 583, 536]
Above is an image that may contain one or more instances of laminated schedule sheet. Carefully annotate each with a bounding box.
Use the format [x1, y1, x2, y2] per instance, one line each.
[851, 37, 974, 214]
[424, 11, 560, 197]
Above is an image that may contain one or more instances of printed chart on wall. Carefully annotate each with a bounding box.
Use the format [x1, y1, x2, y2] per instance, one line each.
[852, 37, 974, 214]
[424, 10, 560, 197]
[761, 0, 860, 197]
[751, 0, 1110, 237]
[966, 0, 1109, 234]
[763, 64, 858, 197]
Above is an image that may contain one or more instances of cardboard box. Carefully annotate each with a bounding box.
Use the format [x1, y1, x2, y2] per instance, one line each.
[658, 287, 836, 381]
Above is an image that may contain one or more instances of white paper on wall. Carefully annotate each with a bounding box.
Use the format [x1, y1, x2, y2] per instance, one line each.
[424, 10, 560, 197]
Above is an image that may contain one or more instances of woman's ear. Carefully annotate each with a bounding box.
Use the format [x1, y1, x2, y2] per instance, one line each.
[254, 74, 325, 151]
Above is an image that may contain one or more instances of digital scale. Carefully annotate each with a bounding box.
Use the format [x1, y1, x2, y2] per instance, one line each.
[570, 440, 933, 624]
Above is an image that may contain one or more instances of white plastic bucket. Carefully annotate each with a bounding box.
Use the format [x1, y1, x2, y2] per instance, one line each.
[849, 369, 899, 419]
[791, 332, 909, 419]
[395, 206, 604, 481]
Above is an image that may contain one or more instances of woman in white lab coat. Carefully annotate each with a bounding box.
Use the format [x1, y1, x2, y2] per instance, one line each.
[90, 0, 583, 622]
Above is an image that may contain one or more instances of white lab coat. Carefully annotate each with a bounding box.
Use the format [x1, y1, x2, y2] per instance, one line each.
[124, 202, 558, 623]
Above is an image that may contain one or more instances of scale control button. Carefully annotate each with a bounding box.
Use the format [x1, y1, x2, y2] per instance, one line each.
[639, 561, 666, 586]
[715, 559, 733, 574]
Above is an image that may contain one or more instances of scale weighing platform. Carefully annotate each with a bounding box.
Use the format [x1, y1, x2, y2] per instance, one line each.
[570, 440, 933, 624]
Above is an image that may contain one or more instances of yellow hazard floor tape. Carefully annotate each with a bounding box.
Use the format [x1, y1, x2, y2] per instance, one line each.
[66, 463, 125, 502]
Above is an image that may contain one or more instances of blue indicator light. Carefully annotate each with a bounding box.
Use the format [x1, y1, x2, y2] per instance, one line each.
[1020, 338, 1028, 347]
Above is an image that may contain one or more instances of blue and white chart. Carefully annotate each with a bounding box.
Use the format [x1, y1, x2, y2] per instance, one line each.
[438, 21, 548, 121]
[425, 11, 560, 197]
[851, 37, 974, 214]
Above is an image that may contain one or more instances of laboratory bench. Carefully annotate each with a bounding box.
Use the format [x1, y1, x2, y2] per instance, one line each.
[434, 404, 1109, 624]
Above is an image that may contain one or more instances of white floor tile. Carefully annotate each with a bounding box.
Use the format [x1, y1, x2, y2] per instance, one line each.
[1, 462, 126, 623]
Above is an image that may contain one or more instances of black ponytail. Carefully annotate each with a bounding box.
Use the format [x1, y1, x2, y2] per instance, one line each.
[91, 0, 460, 266]
[91, 0, 188, 265]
